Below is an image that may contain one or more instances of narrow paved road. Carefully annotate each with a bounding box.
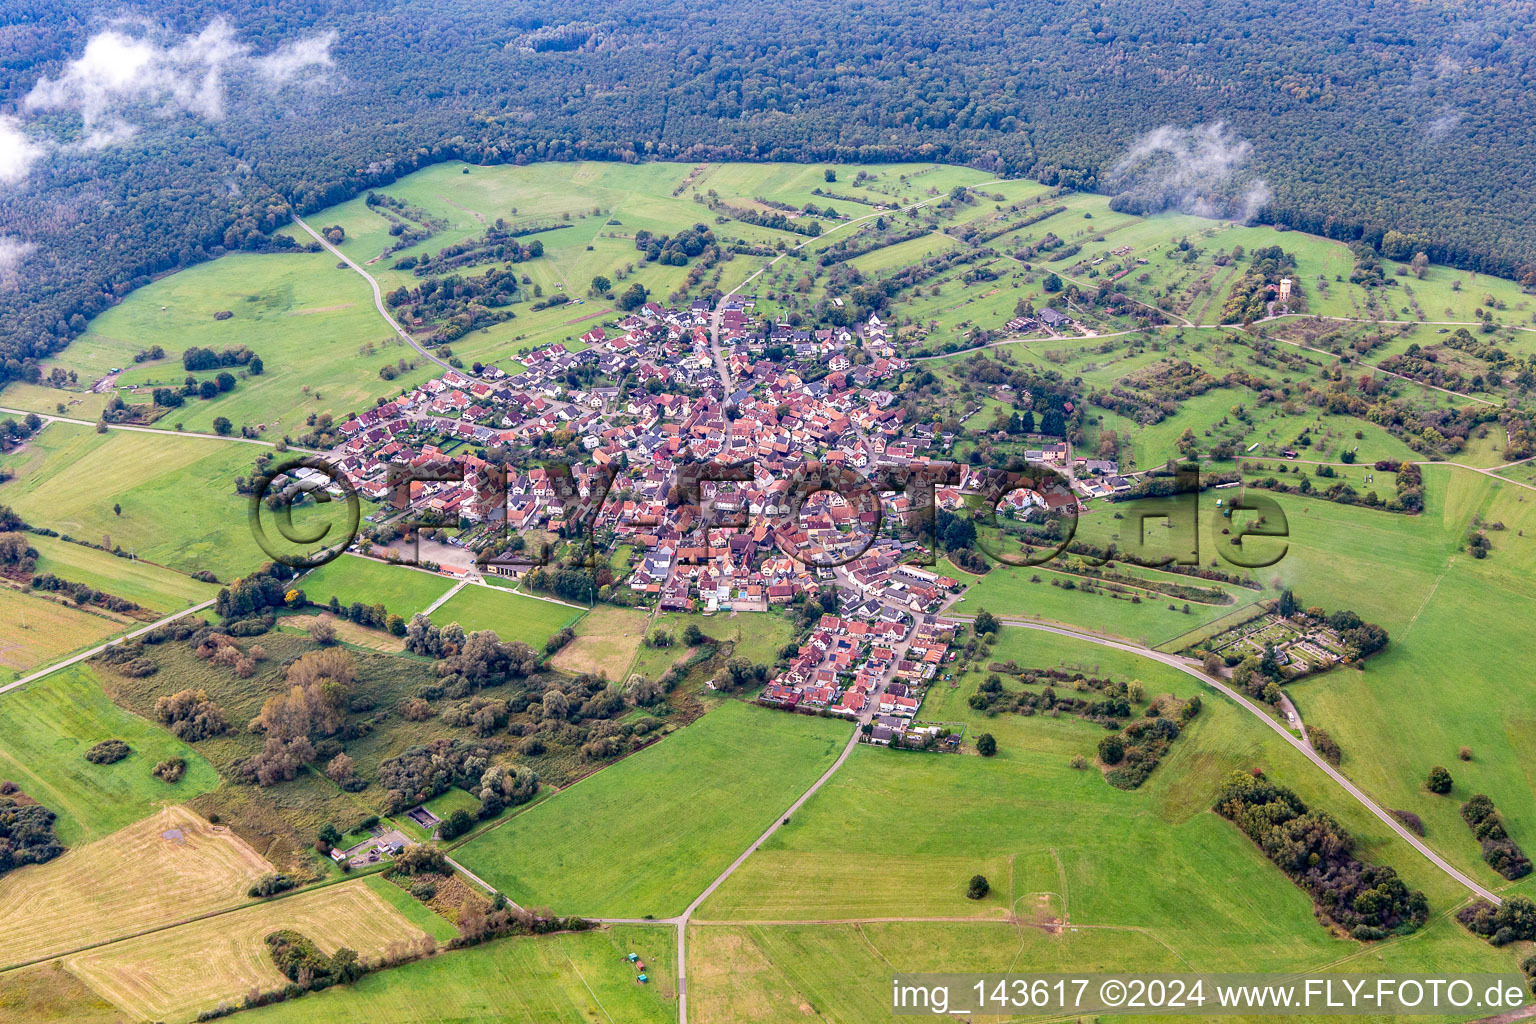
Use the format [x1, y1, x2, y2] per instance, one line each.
[0, 598, 218, 696]
[290, 214, 453, 373]
[952, 614, 1503, 906]
[0, 407, 313, 451]
[582, 724, 863, 1024]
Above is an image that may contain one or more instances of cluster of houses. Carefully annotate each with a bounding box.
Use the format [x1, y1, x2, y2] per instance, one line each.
[759, 613, 958, 746]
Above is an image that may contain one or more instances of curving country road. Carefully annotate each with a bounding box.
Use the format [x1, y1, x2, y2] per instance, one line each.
[952, 614, 1503, 906]
[290, 214, 453, 373]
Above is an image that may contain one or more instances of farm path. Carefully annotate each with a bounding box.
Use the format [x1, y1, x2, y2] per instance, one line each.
[950, 613, 1504, 907]
[0, 407, 316, 451]
[0, 598, 217, 697]
[290, 214, 453, 374]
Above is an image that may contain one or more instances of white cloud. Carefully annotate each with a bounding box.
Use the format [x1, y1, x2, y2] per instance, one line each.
[1109, 122, 1270, 224]
[23, 19, 336, 140]
[256, 31, 337, 83]
[0, 236, 35, 290]
[25, 20, 247, 126]
[0, 115, 45, 184]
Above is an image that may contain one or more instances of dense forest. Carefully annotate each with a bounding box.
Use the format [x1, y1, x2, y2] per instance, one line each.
[3, 0, 1536, 384]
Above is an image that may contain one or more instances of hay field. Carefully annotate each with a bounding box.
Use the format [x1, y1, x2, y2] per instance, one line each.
[549, 604, 648, 679]
[0, 806, 272, 965]
[63, 879, 427, 1023]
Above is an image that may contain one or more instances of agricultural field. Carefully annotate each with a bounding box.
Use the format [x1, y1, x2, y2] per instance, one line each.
[40, 251, 434, 440]
[428, 583, 585, 649]
[454, 701, 850, 918]
[0, 961, 123, 1024]
[695, 627, 1517, 982]
[0, 666, 220, 844]
[0, 588, 126, 683]
[0, 805, 270, 965]
[5, 155, 1536, 1020]
[26, 533, 219, 613]
[238, 924, 678, 1024]
[60, 878, 427, 1023]
[0, 422, 271, 580]
[549, 603, 650, 679]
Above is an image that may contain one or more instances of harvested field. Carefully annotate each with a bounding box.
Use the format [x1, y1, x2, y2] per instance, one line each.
[63, 879, 428, 1023]
[0, 806, 272, 966]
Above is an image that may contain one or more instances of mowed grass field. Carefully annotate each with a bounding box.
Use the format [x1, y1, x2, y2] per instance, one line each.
[0, 806, 271, 966]
[61, 878, 428, 1023]
[0, 665, 219, 844]
[429, 583, 585, 649]
[550, 603, 650, 679]
[32, 251, 434, 440]
[695, 627, 1518, 979]
[0, 422, 273, 580]
[296, 553, 455, 620]
[0, 588, 125, 683]
[237, 924, 678, 1024]
[455, 701, 851, 918]
[27, 533, 219, 613]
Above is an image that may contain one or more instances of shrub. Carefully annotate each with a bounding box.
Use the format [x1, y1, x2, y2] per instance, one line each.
[975, 733, 997, 757]
[966, 874, 990, 900]
[152, 757, 187, 783]
[84, 739, 130, 765]
[408, 879, 438, 901]
[1388, 809, 1425, 836]
[1425, 765, 1453, 794]
[1214, 771, 1427, 936]
[1097, 735, 1124, 765]
[1308, 727, 1342, 766]
[1458, 746, 1473, 761]
[392, 844, 449, 876]
[248, 873, 298, 898]
[154, 689, 228, 741]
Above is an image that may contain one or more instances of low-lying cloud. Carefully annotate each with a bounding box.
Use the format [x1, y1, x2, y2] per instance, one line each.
[0, 237, 35, 290]
[15, 18, 337, 175]
[0, 116, 44, 184]
[1108, 122, 1271, 223]
[256, 30, 338, 83]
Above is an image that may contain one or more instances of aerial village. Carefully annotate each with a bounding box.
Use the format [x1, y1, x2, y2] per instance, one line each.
[315, 297, 1128, 747]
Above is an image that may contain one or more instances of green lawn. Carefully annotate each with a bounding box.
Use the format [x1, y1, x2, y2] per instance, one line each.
[238, 925, 678, 1024]
[454, 701, 851, 918]
[0, 665, 220, 846]
[428, 584, 585, 649]
[695, 627, 1518, 981]
[0, 422, 279, 580]
[26, 533, 219, 614]
[297, 554, 455, 620]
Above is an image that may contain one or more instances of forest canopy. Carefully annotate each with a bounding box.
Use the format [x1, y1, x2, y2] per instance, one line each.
[4, 0, 1536, 384]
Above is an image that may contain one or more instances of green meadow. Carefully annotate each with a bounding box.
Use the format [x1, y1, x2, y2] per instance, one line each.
[27, 533, 219, 614]
[298, 553, 455, 620]
[454, 701, 850, 918]
[0, 422, 272, 580]
[233, 924, 678, 1024]
[0, 665, 219, 846]
[428, 583, 585, 649]
[694, 626, 1518, 982]
[42, 251, 433, 441]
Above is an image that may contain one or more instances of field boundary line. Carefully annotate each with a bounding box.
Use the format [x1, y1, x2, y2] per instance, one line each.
[966, 616, 1504, 906]
[0, 598, 217, 697]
